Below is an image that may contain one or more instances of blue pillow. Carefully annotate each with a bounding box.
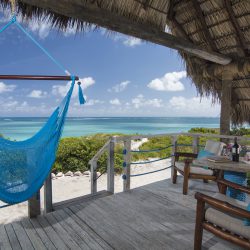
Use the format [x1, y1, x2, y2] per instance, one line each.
[197, 150, 214, 159]
[197, 150, 214, 169]
[243, 203, 250, 226]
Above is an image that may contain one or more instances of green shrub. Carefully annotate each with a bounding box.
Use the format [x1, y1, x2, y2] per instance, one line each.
[189, 127, 218, 134]
[53, 133, 124, 174]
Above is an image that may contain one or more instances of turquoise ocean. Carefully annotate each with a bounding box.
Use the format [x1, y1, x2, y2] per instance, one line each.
[0, 117, 220, 141]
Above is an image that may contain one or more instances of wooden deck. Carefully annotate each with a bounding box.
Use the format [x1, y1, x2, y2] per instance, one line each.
[0, 178, 244, 250]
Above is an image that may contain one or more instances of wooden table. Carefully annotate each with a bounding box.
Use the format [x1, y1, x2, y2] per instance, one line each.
[193, 158, 250, 193]
[193, 158, 250, 173]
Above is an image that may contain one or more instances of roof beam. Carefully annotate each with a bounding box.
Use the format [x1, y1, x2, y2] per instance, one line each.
[192, 0, 217, 52]
[167, 0, 192, 42]
[20, 0, 232, 65]
[224, 0, 248, 56]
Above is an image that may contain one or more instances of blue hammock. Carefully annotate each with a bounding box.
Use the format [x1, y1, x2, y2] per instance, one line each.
[0, 16, 85, 204]
[0, 80, 77, 204]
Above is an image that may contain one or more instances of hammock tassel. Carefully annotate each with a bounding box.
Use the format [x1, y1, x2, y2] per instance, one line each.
[78, 82, 86, 105]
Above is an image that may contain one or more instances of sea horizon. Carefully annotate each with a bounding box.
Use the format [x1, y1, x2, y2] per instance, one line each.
[0, 116, 220, 141]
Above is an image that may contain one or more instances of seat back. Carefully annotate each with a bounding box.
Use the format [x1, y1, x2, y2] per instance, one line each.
[204, 140, 226, 156]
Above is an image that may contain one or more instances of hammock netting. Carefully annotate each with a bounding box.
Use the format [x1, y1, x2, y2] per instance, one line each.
[0, 81, 75, 204]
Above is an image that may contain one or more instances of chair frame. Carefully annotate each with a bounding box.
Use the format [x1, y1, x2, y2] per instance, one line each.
[172, 152, 217, 195]
[194, 179, 250, 250]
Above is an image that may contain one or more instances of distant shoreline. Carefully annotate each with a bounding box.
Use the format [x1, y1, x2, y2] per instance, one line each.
[0, 117, 221, 141]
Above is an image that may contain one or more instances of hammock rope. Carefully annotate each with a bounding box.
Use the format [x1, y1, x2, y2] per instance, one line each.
[0, 15, 85, 204]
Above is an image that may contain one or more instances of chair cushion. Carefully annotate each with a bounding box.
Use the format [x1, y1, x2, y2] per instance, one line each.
[197, 150, 214, 159]
[205, 208, 250, 239]
[214, 193, 250, 227]
[175, 162, 214, 175]
[197, 150, 214, 169]
[204, 140, 226, 156]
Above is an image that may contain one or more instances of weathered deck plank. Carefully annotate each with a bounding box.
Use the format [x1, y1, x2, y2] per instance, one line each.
[0, 225, 12, 250]
[11, 222, 34, 250]
[29, 218, 57, 250]
[44, 212, 82, 249]
[20, 219, 46, 250]
[4, 224, 21, 250]
[36, 216, 69, 250]
[0, 179, 244, 250]
[58, 208, 112, 250]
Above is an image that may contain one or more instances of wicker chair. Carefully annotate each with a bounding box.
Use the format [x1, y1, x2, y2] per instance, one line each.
[172, 140, 225, 195]
[194, 179, 250, 250]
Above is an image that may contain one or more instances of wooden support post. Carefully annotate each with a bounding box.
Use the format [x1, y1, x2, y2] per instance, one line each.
[220, 71, 233, 142]
[123, 140, 131, 192]
[192, 135, 199, 154]
[107, 138, 115, 194]
[44, 172, 53, 214]
[194, 198, 205, 250]
[28, 191, 41, 218]
[171, 136, 177, 180]
[91, 161, 97, 194]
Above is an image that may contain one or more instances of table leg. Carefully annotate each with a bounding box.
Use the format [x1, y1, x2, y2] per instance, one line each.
[216, 170, 227, 194]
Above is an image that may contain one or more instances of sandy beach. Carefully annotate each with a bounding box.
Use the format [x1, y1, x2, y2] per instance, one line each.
[0, 159, 172, 224]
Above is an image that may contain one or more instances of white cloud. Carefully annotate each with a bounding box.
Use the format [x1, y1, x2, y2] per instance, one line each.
[169, 96, 220, 116]
[27, 90, 47, 98]
[108, 81, 130, 93]
[108, 33, 142, 47]
[123, 37, 142, 47]
[131, 94, 163, 109]
[110, 98, 121, 105]
[52, 77, 95, 98]
[0, 82, 16, 93]
[147, 71, 186, 91]
[85, 99, 104, 106]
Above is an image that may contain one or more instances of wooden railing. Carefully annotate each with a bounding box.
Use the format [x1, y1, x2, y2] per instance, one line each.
[28, 132, 250, 218]
[89, 132, 250, 194]
[89, 138, 115, 194]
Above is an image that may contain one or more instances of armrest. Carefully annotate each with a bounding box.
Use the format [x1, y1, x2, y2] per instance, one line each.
[217, 179, 250, 195]
[195, 192, 250, 220]
[174, 152, 198, 158]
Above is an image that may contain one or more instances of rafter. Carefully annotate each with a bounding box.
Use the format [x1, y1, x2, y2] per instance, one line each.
[192, 0, 217, 52]
[142, 0, 150, 10]
[167, 0, 192, 42]
[20, 0, 232, 65]
[224, 0, 248, 56]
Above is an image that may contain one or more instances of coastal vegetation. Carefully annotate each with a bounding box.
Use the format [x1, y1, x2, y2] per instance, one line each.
[1, 128, 250, 181]
[53, 127, 250, 176]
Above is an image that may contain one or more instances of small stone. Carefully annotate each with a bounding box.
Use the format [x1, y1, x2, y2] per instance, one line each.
[74, 171, 82, 176]
[65, 171, 73, 177]
[56, 172, 64, 177]
[83, 171, 90, 176]
[51, 173, 56, 179]
[96, 172, 101, 177]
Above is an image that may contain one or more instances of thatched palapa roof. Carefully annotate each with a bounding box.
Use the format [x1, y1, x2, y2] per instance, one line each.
[1, 0, 250, 125]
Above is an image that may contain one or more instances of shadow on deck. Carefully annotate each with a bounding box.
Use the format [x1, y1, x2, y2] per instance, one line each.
[0, 178, 244, 250]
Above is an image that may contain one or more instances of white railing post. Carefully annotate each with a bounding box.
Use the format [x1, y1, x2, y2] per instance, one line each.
[91, 161, 97, 194]
[123, 139, 131, 192]
[107, 138, 115, 193]
[171, 136, 177, 180]
[192, 135, 199, 154]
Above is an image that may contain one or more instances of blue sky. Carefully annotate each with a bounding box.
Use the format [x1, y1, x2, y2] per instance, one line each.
[0, 11, 221, 117]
